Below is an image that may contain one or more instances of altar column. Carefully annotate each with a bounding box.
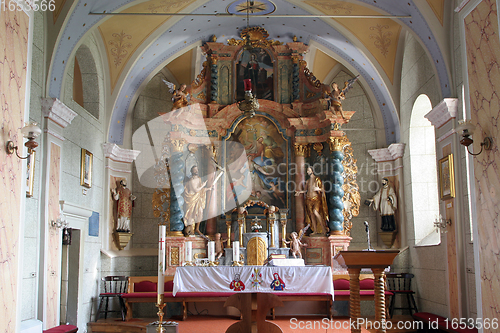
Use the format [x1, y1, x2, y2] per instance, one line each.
[205, 144, 218, 236]
[294, 143, 309, 231]
[168, 139, 186, 234]
[328, 137, 345, 235]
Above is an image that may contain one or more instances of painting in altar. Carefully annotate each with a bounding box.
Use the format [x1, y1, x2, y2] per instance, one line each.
[236, 48, 274, 101]
[225, 116, 288, 210]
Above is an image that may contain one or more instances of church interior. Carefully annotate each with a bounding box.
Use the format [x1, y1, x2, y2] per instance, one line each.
[1, 0, 499, 332]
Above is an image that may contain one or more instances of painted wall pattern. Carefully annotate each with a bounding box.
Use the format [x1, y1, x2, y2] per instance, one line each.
[0, 9, 29, 333]
[46, 143, 61, 328]
[464, 0, 500, 327]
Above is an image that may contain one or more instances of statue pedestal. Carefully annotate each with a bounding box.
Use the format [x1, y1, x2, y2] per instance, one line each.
[164, 236, 205, 275]
[303, 235, 351, 266]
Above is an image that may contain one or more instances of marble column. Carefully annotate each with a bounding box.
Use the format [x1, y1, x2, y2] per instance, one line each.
[210, 55, 218, 103]
[169, 139, 185, 236]
[294, 143, 309, 231]
[205, 144, 218, 236]
[328, 137, 344, 235]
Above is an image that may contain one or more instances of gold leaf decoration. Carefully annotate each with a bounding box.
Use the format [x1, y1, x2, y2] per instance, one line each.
[369, 24, 393, 57]
[341, 139, 360, 236]
[227, 26, 282, 48]
[109, 31, 133, 67]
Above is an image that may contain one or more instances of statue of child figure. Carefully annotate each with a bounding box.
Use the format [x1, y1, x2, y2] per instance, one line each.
[285, 231, 307, 259]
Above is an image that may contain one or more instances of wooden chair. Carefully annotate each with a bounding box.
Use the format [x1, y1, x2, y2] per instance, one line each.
[386, 273, 418, 318]
[95, 276, 128, 321]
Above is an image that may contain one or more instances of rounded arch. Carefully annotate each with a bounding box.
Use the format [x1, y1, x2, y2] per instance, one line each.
[74, 44, 100, 119]
[409, 94, 439, 244]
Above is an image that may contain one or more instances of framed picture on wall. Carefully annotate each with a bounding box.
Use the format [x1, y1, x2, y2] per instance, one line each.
[80, 148, 93, 188]
[26, 150, 35, 197]
[439, 154, 455, 200]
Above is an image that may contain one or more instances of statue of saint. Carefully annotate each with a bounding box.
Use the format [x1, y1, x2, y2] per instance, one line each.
[111, 179, 136, 232]
[367, 177, 397, 232]
[295, 166, 329, 235]
[183, 165, 209, 235]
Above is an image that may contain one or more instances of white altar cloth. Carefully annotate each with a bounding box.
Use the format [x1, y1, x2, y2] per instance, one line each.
[173, 266, 333, 298]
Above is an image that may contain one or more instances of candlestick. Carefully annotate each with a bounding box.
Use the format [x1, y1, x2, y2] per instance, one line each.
[232, 241, 243, 266]
[158, 225, 166, 298]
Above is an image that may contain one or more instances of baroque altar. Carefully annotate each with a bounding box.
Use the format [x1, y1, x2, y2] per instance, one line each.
[146, 27, 361, 274]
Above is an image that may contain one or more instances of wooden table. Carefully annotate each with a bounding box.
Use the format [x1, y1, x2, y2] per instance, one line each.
[334, 250, 400, 333]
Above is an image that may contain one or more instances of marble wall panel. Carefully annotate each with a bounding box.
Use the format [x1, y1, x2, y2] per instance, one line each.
[0, 9, 30, 333]
[46, 143, 62, 328]
[465, 0, 500, 324]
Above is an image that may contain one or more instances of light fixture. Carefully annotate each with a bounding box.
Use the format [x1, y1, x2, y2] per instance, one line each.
[51, 212, 68, 229]
[6, 122, 42, 159]
[456, 120, 492, 156]
[434, 215, 451, 233]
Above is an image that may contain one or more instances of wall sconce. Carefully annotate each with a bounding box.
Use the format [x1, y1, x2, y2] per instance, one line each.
[51, 213, 68, 229]
[6, 122, 42, 159]
[434, 215, 451, 233]
[456, 120, 492, 156]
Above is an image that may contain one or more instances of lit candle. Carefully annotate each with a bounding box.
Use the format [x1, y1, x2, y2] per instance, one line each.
[233, 241, 240, 263]
[208, 241, 215, 262]
[158, 225, 166, 297]
[185, 241, 192, 263]
[244, 79, 252, 91]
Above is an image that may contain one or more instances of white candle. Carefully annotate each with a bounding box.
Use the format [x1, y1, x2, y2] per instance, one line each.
[158, 225, 166, 296]
[185, 241, 192, 263]
[233, 241, 240, 262]
[208, 241, 215, 262]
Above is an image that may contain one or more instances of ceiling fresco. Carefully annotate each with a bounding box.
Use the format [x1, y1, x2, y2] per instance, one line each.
[46, 0, 453, 146]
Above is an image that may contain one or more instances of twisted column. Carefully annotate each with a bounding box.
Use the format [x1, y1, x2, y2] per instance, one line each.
[292, 55, 300, 101]
[210, 56, 218, 103]
[169, 139, 185, 235]
[348, 268, 362, 333]
[373, 268, 387, 333]
[328, 137, 344, 235]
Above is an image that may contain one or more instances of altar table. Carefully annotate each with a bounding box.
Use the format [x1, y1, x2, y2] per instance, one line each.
[173, 266, 333, 297]
[173, 266, 334, 333]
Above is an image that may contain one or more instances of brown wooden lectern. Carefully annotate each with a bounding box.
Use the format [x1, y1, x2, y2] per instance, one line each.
[334, 250, 400, 333]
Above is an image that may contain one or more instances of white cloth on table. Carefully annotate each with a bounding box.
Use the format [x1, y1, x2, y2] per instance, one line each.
[173, 266, 333, 299]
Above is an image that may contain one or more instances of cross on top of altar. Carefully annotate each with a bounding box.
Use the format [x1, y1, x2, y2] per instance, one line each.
[251, 216, 263, 232]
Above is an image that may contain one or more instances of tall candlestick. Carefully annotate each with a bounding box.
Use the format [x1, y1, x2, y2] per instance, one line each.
[185, 241, 192, 263]
[233, 241, 240, 262]
[157, 225, 166, 299]
[208, 241, 215, 262]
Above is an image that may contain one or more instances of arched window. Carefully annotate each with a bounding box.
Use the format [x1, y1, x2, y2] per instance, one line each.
[409, 94, 440, 245]
[73, 44, 100, 119]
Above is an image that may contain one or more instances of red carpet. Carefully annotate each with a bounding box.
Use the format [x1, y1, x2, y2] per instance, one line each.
[176, 316, 369, 333]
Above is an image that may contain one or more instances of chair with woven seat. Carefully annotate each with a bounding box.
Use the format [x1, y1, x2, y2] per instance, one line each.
[95, 276, 128, 321]
[386, 273, 418, 318]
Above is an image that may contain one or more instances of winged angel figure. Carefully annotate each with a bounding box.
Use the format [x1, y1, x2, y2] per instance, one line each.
[327, 75, 360, 119]
[162, 79, 190, 111]
[284, 224, 310, 259]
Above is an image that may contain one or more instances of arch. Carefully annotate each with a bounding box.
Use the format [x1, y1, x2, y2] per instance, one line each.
[409, 94, 440, 244]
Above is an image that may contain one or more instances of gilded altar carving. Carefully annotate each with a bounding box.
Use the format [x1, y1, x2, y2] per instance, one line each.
[227, 27, 282, 49]
[341, 140, 360, 236]
[294, 143, 310, 157]
[152, 188, 170, 223]
[246, 237, 267, 266]
[171, 247, 179, 266]
[170, 139, 185, 153]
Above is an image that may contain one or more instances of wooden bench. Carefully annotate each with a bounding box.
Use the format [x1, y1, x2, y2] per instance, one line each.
[412, 312, 479, 333]
[43, 324, 78, 333]
[121, 276, 235, 321]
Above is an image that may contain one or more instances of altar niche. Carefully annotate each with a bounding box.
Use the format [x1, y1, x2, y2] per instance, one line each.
[236, 47, 275, 101]
[222, 113, 290, 212]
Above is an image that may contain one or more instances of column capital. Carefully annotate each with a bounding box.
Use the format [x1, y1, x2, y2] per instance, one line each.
[328, 136, 349, 152]
[294, 143, 309, 157]
[170, 139, 186, 153]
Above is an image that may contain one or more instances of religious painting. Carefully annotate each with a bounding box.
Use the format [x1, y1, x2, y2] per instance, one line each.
[26, 150, 35, 197]
[80, 148, 93, 188]
[439, 154, 455, 200]
[236, 48, 274, 101]
[224, 115, 288, 210]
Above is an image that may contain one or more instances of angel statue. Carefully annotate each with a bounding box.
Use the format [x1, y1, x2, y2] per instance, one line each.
[163, 79, 190, 110]
[326, 75, 360, 119]
[284, 224, 309, 259]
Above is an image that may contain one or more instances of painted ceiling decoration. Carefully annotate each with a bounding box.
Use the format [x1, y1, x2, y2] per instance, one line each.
[47, 0, 452, 147]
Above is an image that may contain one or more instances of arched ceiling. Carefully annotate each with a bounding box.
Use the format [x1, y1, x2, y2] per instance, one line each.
[47, 0, 452, 146]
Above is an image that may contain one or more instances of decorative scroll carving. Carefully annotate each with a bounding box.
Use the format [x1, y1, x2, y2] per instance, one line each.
[152, 189, 170, 223]
[227, 27, 282, 48]
[191, 61, 208, 89]
[171, 247, 180, 266]
[304, 66, 322, 88]
[341, 140, 360, 236]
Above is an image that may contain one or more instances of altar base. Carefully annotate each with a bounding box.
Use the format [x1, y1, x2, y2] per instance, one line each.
[304, 235, 351, 266]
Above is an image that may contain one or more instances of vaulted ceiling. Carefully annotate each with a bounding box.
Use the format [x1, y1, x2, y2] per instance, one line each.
[47, 0, 453, 145]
